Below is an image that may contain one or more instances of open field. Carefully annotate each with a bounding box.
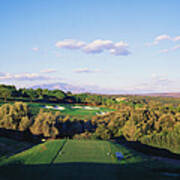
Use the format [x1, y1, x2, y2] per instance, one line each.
[0, 139, 179, 180]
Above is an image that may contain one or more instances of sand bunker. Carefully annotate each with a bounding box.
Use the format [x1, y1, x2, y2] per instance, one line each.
[44, 105, 54, 109]
[44, 105, 101, 111]
[72, 106, 82, 109]
[72, 106, 100, 110]
[84, 106, 99, 110]
[54, 106, 65, 110]
[44, 105, 65, 110]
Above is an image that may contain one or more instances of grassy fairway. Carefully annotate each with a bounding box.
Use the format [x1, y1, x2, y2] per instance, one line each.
[28, 102, 113, 119]
[0, 139, 179, 180]
[0, 101, 113, 119]
[0, 140, 66, 165]
[54, 140, 116, 163]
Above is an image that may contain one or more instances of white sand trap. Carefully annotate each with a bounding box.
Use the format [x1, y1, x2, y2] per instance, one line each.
[45, 105, 54, 109]
[44, 105, 65, 110]
[84, 106, 100, 110]
[72, 106, 83, 109]
[96, 112, 109, 116]
[72, 106, 100, 110]
[54, 106, 65, 110]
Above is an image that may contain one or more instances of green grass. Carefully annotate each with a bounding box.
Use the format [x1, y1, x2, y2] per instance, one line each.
[0, 101, 114, 119]
[54, 140, 144, 164]
[54, 140, 115, 163]
[0, 140, 65, 165]
[0, 139, 179, 180]
[28, 102, 113, 119]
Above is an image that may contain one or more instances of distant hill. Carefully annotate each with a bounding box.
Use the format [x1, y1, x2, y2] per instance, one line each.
[31, 83, 129, 94]
[144, 92, 180, 98]
[31, 82, 87, 93]
[32, 83, 180, 96]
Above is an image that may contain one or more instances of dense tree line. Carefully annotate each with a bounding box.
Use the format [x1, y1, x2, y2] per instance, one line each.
[0, 85, 68, 103]
[73, 93, 117, 106]
[0, 84, 117, 106]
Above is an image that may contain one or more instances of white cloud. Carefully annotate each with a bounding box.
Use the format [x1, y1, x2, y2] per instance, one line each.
[146, 34, 171, 46]
[147, 34, 180, 46]
[0, 72, 53, 81]
[32, 47, 39, 51]
[40, 69, 57, 73]
[55, 39, 86, 49]
[173, 36, 180, 41]
[151, 74, 173, 85]
[55, 39, 131, 56]
[154, 34, 171, 43]
[172, 45, 180, 50]
[160, 44, 180, 53]
[110, 41, 130, 55]
[74, 68, 101, 73]
[126, 74, 176, 93]
[159, 49, 169, 53]
[83, 40, 113, 53]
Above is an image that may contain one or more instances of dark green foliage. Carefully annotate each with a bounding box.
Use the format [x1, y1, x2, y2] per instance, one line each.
[73, 93, 116, 106]
[0, 85, 17, 102]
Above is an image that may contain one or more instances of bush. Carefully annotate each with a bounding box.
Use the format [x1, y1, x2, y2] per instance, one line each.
[0, 102, 32, 131]
[30, 109, 59, 138]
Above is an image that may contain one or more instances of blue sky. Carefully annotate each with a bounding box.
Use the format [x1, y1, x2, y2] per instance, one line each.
[0, 0, 180, 93]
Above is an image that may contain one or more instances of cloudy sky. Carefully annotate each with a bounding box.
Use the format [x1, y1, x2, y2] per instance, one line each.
[0, 0, 180, 93]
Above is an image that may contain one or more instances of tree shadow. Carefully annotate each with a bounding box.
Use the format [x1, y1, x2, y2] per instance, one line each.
[0, 162, 177, 180]
[0, 128, 41, 159]
[115, 137, 180, 160]
[0, 128, 41, 143]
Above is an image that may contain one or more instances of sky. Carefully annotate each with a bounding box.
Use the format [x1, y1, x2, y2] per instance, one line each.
[0, 0, 180, 93]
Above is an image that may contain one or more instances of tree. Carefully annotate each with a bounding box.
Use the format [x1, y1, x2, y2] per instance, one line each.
[25, 89, 38, 102]
[122, 119, 141, 141]
[0, 102, 32, 131]
[52, 90, 66, 101]
[19, 116, 32, 131]
[30, 110, 59, 138]
[36, 88, 43, 99]
[95, 124, 111, 140]
[155, 113, 176, 132]
[0, 88, 12, 102]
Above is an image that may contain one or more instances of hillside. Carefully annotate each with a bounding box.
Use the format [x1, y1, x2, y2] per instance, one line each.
[144, 92, 180, 98]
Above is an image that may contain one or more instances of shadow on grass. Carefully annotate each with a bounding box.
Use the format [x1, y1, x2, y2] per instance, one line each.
[0, 162, 178, 180]
[115, 137, 180, 160]
[0, 128, 41, 143]
[0, 128, 41, 159]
